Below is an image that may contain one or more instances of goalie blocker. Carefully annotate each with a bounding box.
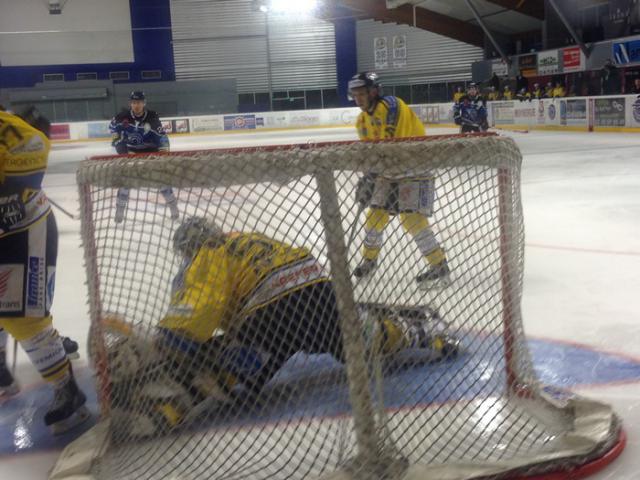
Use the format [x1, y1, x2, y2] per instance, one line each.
[101, 218, 460, 439]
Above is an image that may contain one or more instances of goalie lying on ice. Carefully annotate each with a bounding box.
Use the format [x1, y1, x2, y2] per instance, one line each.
[104, 217, 460, 438]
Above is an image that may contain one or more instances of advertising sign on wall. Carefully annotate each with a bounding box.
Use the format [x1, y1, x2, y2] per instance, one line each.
[191, 117, 223, 132]
[258, 113, 287, 128]
[327, 108, 359, 125]
[492, 102, 515, 125]
[538, 50, 560, 75]
[631, 95, 640, 126]
[536, 100, 545, 124]
[289, 113, 321, 127]
[564, 99, 587, 126]
[518, 54, 537, 77]
[174, 119, 189, 133]
[161, 120, 173, 134]
[613, 38, 640, 64]
[50, 124, 70, 140]
[513, 102, 536, 123]
[224, 114, 256, 131]
[595, 97, 626, 126]
[562, 47, 585, 72]
[392, 35, 407, 68]
[87, 122, 110, 138]
[374, 37, 388, 69]
[491, 60, 508, 77]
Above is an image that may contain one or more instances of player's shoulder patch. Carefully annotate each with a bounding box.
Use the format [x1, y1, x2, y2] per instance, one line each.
[380, 96, 398, 109]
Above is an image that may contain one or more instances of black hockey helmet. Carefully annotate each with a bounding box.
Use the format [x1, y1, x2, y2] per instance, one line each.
[173, 217, 225, 256]
[129, 91, 146, 101]
[348, 72, 383, 99]
[18, 106, 51, 138]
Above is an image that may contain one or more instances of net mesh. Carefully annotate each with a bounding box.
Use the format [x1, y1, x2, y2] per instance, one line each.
[54, 135, 621, 480]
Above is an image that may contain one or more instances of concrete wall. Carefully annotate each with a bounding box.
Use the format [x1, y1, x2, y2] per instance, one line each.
[1, 79, 238, 122]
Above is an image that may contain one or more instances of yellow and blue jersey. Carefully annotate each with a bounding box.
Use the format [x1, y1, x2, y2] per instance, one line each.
[160, 232, 328, 343]
[0, 111, 51, 237]
[356, 96, 425, 140]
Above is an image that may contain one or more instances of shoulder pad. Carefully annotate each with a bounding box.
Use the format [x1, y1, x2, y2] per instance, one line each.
[380, 96, 398, 107]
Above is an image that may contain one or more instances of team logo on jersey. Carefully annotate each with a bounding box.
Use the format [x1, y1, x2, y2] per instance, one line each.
[0, 265, 24, 312]
[10, 135, 45, 154]
[128, 133, 143, 145]
[632, 97, 640, 123]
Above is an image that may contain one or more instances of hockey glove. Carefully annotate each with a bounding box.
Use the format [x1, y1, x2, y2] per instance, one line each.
[111, 133, 122, 147]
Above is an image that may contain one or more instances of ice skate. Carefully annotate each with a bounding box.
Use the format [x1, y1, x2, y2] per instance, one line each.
[416, 260, 451, 289]
[44, 377, 90, 435]
[168, 201, 180, 221]
[353, 258, 378, 279]
[114, 190, 129, 224]
[114, 202, 126, 224]
[62, 336, 79, 360]
[0, 363, 19, 398]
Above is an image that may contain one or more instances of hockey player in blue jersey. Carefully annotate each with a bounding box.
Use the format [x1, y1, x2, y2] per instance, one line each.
[109, 91, 179, 223]
[453, 84, 488, 133]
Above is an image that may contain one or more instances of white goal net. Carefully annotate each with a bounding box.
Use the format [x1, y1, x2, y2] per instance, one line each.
[51, 135, 623, 480]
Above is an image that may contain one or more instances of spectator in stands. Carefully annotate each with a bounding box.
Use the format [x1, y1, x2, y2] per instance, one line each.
[573, 72, 588, 96]
[601, 59, 620, 95]
[515, 71, 528, 93]
[489, 72, 501, 93]
[502, 85, 513, 100]
[532, 83, 544, 100]
[632, 78, 640, 94]
[453, 86, 465, 103]
[552, 81, 566, 98]
[487, 86, 500, 101]
[516, 88, 531, 102]
[544, 82, 554, 98]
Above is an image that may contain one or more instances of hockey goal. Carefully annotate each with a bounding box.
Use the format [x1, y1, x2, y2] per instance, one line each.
[51, 134, 623, 480]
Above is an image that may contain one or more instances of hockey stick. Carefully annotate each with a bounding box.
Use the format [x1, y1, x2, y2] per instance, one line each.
[346, 201, 366, 252]
[11, 339, 17, 375]
[48, 197, 79, 220]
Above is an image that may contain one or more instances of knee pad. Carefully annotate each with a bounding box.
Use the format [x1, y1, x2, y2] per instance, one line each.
[0, 315, 53, 341]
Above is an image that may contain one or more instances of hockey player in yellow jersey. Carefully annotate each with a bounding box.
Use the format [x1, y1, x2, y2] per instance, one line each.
[0, 107, 88, 433]
[348, 72, 450, 287]
[107, 217, 458, 437]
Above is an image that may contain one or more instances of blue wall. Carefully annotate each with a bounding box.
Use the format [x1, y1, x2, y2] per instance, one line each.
[334, 16, 358, 107]
[0, 0, 175, 88]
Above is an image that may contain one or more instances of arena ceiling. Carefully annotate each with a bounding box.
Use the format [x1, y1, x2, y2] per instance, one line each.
[329, 0, 545, 47]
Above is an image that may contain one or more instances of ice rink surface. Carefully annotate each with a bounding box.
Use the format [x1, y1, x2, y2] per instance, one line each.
[1, 126, 639, 479]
